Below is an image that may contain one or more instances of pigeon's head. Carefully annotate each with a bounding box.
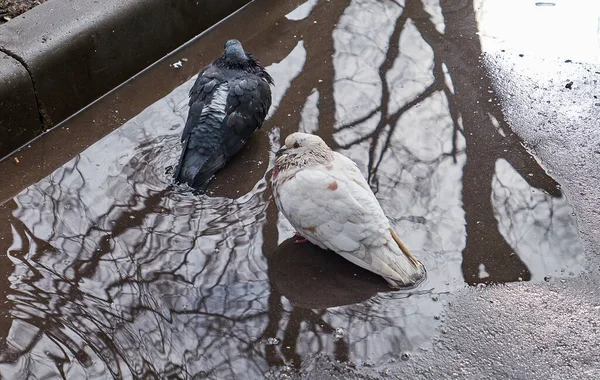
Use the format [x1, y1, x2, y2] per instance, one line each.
[219, 39, 274, 84]
[275, 133, 332, 167]
[279, 133, 327, 154]
[223, 39, 248, 63]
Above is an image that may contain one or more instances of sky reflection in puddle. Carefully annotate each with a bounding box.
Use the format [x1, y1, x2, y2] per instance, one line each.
[0, 0, 588, 378]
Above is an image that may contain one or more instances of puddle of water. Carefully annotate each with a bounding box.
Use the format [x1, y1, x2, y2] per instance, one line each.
[0, 0, 586, 378]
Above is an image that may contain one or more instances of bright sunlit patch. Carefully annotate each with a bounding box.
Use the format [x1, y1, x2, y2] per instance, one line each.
[265, 41, 307, 119]
[478, 264, 490, 279]
[285, 0, 318, 21]
[475, 0, 600, 63]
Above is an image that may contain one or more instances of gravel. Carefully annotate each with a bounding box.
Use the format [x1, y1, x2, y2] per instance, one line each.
[0, 0, 46, 24]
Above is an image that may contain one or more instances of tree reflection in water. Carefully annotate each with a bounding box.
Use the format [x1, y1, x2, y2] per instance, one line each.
[0, 0, 584, 378]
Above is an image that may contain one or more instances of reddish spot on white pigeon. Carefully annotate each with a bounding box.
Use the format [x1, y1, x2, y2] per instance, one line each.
[271, 132, 426, 288]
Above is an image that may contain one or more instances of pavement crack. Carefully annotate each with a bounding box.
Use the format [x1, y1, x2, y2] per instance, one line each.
[0, 47, 52, 130]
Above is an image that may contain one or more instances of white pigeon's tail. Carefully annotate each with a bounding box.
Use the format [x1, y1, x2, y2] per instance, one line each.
[379, 229, 426, 288]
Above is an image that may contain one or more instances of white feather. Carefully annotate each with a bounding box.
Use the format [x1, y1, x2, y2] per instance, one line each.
[203, 83, 229, 122]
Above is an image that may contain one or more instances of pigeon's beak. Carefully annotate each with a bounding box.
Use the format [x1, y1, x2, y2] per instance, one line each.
[275, 147, 288, 157]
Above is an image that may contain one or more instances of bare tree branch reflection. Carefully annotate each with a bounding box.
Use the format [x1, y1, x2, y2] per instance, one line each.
[0, 0, 584, 378]
[309, 0, 571, 285]
[0, 116, 276, 377]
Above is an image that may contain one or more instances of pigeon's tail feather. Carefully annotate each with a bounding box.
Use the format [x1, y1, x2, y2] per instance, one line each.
[173, 138, 203, 186]
[174, 139, 227, 191]
[389, 229, 422, 269]
[383, 276, 405, 289]
[372, 229, 426, 288]
[381, 269, 424, 289]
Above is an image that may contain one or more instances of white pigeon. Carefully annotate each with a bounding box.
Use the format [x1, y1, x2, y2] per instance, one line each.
[271, 132, 426, 288]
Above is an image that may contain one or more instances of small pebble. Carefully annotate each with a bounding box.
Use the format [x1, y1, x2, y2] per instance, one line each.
[266, 337, 280, 346]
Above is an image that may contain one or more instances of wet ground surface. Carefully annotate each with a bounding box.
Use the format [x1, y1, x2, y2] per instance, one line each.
[0, 0, 598, 378]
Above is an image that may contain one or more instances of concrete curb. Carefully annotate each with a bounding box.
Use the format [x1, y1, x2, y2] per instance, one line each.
[0, 0, 251, 158]
[0, 51, 42, 156]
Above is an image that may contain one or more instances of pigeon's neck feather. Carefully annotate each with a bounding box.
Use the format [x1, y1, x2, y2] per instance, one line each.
[275, 145, 334, 173]
[213, 54, 274, 85]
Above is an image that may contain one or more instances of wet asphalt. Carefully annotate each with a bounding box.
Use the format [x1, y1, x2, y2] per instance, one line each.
[0, 0, 599, 378]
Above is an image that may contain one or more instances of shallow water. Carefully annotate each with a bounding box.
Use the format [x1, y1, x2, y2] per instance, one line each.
[0, 0, 588, 378]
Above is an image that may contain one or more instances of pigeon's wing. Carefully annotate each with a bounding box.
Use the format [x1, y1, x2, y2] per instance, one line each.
[175, 69, 272, 189]
[174, 65, 229, 187]
[277, 164, 416, 281]
[180, 65, 224, 142]
[277, 163, 389, 250]
[220, 75, 272, 157]
[328, 152, 378, 194]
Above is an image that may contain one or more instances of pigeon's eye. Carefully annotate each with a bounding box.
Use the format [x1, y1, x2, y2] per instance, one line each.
[293, 142, 300, 148]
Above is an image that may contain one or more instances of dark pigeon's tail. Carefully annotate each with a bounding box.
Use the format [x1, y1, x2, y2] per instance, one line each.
[173, 137, 227, 191]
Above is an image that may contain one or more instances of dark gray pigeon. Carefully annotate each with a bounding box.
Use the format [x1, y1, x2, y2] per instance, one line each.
[174, 39, 273, 191]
